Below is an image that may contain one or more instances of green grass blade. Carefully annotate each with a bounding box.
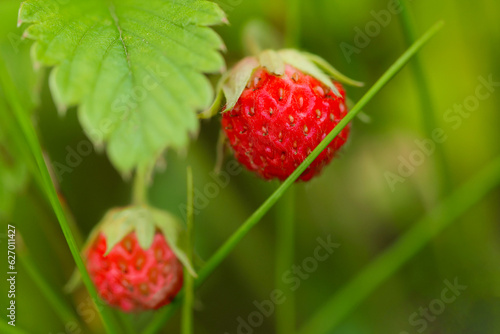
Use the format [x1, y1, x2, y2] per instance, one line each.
[0, 57, 120, 334]
[275, 188, 296, 334]
[181, 167, 195, 334]
[298, 156, 500, 334]
[0, 95, 84, 248]
[0, 98, 44, 193]
[18, 241, 80, 327]
[141, 21, 445, 334]
[398, 1, 452, 195]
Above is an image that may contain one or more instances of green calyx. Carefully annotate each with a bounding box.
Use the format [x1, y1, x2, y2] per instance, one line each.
[86, 205, 197, 277]
[199, 49, 364, 119]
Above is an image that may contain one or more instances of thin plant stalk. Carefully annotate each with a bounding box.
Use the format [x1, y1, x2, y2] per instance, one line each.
[141, 21, 445, 334]
[181, 167, 195, 334]
[0, 57, 120, 334]
[399, 0, 452, 196]
[298, 156, 500, 334]
[133, 165, 150, 205]
[275, 188, 296, 334]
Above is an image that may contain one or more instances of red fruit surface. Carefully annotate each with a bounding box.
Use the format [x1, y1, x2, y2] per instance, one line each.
[222, 65, 350, 181]
[86, 231, 183, 312]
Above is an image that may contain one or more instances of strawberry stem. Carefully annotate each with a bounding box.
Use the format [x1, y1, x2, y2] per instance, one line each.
[132, 164, 151, 205]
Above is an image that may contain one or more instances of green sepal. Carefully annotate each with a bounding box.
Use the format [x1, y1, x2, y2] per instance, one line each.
[258, 50, 285, 76]
[67, 205, 197, 292]
[199, 85, 225, 119]
[201, 48, 363, 119]
[199, 55, 261, 116]
[303, 52, 364, 87]
[100, 207, 154, 255]
[277, 49, 341, 97]
[136, 216, 156, 250]
[222, 57, 260, 112]
[150, 208, 197, 277]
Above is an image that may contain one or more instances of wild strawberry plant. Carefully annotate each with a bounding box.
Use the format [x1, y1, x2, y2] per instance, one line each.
[1, 1, 500, 334]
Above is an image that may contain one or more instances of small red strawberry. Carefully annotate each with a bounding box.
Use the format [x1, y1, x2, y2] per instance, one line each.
[86, 231, 183, 312]
[204, 50, 362, 181]
[77, 206, 195, 313]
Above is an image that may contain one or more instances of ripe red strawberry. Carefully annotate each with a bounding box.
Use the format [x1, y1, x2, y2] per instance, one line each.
[86, 231, 183, 312]
[221, 64, 350, 181]
[74, 206, 195, 313]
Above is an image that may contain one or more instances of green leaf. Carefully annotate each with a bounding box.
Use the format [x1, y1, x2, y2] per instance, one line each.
[18, 0, 226, 174]
[0, 0, 42, 111]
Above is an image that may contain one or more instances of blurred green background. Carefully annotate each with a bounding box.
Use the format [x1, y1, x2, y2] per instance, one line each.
[1, 0, 500, 333]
